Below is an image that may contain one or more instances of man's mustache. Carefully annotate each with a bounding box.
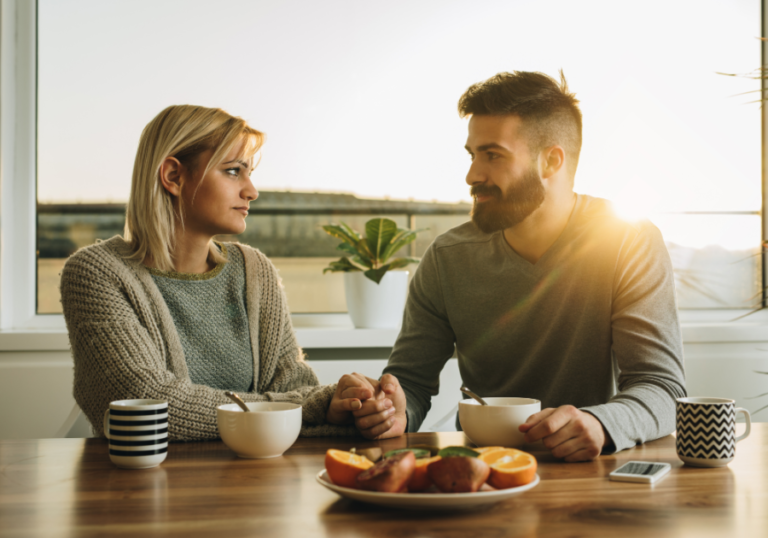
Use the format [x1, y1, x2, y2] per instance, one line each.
[470, 185, 502, 199]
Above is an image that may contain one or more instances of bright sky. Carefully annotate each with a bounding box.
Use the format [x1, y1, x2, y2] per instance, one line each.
[38, 0, 760, 246]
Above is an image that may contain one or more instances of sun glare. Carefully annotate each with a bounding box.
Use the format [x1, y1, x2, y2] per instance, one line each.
[608, 186, 659, 223]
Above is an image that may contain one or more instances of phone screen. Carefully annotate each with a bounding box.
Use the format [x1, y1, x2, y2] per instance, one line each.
[614, 462, 668, 476]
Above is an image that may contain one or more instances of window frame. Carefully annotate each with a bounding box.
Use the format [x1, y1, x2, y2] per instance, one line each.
[2, 0, 768, 336]
[0, 0, 58, 330]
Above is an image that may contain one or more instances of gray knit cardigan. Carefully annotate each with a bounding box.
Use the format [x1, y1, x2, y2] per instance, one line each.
[60, 236, 358, 440]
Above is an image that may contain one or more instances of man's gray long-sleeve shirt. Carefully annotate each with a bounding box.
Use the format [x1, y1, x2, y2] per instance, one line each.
[383, 194, 686, 452]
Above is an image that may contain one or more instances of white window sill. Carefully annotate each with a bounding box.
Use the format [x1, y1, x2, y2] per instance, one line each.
[0, 314, 399, 351]
[291, 314, 400, 348]
[2, 311, 768, 352]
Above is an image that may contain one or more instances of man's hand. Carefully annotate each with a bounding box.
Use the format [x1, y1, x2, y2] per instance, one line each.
[326, 373, 376, 426]
[518, 405, 610, 462]
[352, 373, 407, 440]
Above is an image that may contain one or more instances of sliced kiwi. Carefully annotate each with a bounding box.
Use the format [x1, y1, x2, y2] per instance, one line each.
[383, 447, 431, 459]
[437, 446, 480, 458]
[408, 444, 440, 457]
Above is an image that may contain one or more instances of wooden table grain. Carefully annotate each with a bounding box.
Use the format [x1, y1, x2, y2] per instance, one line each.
[0, 425, 766, 538]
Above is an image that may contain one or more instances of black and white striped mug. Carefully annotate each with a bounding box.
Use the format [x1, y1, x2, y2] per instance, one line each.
[102, 399, 168, 469]
[676, 397, 751, 468]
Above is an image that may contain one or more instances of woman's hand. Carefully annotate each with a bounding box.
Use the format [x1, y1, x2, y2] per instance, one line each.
[352, 374, 407, 440]
[326, 373, 377, 425]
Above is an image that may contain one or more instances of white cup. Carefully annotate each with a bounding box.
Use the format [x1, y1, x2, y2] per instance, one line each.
[217, 402, 302, 458]
[459, 397, 541, 448]
[102, 399, 168, 469]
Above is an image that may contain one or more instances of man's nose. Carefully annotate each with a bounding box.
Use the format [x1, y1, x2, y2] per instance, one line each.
[465, 160, 485, 186]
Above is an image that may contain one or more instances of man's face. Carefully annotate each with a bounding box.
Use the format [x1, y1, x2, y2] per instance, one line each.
[464, 115, 545, 233]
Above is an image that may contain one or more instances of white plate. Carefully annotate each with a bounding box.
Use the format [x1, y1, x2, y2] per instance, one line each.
[316, 469, 540, 510]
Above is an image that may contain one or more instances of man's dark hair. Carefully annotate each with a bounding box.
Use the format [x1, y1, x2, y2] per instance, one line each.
[458, 70, 582, 177]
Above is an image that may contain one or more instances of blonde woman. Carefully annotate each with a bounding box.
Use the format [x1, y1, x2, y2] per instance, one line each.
[60, 105, 406, 441]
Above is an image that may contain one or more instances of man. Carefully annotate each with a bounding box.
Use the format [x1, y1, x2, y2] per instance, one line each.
[376, 71, 686, 461]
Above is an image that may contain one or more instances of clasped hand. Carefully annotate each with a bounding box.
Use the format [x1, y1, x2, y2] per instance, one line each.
[326, 372, 407, 439]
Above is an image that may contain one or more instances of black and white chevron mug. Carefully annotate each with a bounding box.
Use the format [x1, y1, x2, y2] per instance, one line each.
[676, 397, 751, 468]
[102, 399, 168, 469]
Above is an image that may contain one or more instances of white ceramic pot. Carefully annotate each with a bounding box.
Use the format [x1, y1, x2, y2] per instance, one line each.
[344, 271, 409, 329]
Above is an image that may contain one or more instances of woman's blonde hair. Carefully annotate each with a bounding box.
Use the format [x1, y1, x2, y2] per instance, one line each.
[124, 105, 264, 271]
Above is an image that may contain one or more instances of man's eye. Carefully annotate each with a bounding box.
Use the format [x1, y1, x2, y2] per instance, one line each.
[487, 153, 498, 160]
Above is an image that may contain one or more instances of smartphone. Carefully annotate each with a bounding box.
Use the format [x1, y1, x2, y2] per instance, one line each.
[608, 461, 671, 484]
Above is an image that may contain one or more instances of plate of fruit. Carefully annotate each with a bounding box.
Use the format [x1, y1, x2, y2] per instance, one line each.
[316, 445, 539, 510]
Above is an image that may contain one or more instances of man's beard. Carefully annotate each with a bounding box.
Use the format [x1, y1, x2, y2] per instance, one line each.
[470, 166, 545, 234]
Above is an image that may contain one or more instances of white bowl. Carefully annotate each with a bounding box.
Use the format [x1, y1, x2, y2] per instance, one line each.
[217, 402, 302, 458]
[459, 397, 541, 448]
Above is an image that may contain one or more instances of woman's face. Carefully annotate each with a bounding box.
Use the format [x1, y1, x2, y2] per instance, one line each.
[180, 143, 258, 238]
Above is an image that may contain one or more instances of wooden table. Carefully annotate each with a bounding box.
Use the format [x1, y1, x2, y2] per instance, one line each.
[1, 425, 766, 538]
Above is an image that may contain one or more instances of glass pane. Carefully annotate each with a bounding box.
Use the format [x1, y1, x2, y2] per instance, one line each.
[651, 213, 762, 309]
[221, 213, 410, 313]
[412, 214, 472, 257]
[40, 209, 760, 312]
[37, 0, 761, 313]
[37, 205, 125, 314]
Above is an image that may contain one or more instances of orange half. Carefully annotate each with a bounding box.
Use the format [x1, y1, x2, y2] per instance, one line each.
[478, 448, 537, 489]
[325, 449, 374, 488]
[408, 455, 442, 492]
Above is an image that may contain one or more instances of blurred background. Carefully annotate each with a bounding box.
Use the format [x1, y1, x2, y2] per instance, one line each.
[36, 0, 761, 313]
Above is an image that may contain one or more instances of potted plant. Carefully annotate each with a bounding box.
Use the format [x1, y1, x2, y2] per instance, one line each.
[322, 218, 422, 328]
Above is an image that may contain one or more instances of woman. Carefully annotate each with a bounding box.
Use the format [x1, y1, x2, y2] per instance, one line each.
[60, 105, 403, 441]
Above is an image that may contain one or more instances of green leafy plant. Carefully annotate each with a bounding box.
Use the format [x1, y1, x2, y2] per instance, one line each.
[322, 218, 423, 284]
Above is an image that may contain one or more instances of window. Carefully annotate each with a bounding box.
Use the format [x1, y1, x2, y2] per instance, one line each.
[3, 0, 764, 329]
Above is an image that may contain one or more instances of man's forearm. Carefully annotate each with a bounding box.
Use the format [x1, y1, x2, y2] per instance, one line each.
[581, 380, 685, 453]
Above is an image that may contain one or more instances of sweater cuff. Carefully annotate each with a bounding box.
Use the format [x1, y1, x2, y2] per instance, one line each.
[406, 408, 419, 433]
[581, 405, 624, 455]
[300, 383, 337, 425]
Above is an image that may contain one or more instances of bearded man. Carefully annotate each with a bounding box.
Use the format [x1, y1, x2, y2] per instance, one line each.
[380, 71, 686, 461]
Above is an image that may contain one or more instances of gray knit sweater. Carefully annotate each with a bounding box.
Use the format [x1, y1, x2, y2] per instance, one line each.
[384, 194, 686, 452]
[150, 244, 255, 393]
[60, 236, 358, 441]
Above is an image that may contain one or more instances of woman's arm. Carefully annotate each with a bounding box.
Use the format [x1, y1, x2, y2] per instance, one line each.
[246, 247, 365, 437]
[61, 242, 357, 441]
[61, 244, 284, 440]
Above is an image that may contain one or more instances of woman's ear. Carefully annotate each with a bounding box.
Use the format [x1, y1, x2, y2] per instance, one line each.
[159, 157, 185, 197]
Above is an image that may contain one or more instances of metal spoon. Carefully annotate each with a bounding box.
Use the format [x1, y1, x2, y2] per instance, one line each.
[224, 391, 249, 412]
[460, 385, 488, 406]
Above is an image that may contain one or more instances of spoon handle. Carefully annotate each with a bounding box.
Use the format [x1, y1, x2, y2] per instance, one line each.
[224, 391, 250, 412]
[460, 385, 488, 406]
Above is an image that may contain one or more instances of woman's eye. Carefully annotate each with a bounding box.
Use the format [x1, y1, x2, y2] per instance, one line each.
[225, 167, 240, 177]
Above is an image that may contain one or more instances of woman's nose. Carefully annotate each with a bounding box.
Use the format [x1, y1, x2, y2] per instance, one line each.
[243, 179, 259, 201]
